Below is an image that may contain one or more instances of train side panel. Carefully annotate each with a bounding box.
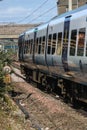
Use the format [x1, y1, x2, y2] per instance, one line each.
[18, 5, 87, 103]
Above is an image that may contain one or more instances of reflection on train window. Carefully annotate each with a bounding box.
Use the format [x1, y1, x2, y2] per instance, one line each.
[24, 41, 26, 54]
[38, 37, 42, 54]
[52, 33, 56, 54]
[86, 42, 87, 56]
[47, 34, 52, 54]
[70, 30, 77, 56]
[57, 32, 62, 55]
[18, 37, 23, 60]
[41, 36, 45, 54]
[25, 40, 28, 54]
[35, 38, 38, 54]
[24, 40, 28, 54]
[30, 39, 33, 54]
[28, 40, 30, 54]
[26, 40, 28, 54]
[77, 28, 85, 56]
[26, 40, 28, 53]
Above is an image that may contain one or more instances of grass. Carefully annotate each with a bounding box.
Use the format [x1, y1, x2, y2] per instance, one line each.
[0, 84, 25, 130]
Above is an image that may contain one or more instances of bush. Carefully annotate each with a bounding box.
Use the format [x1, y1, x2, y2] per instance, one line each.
[0, 51, 13, 96]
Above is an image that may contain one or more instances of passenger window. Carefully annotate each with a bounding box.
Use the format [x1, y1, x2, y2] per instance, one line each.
[70, 30, 77, 56]
[26, 40, 28, 53]
[35, 38, 38, 54]
[57, 32, 62, 55]
[41, 36, 45, 54]
[52, 33, 56, 55]
[24, 40, 27, 54]
[86, 42, 87, 56]
[77, 28, 85, 56]
[28, 40, 30, 54]
[30, 39, 33, 54]
[27, 40, 29, 54]
[47, 34, 52, 54]
[38, 37, 42, 54]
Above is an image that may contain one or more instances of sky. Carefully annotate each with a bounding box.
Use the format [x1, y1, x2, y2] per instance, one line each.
[0, 0, 58, 24]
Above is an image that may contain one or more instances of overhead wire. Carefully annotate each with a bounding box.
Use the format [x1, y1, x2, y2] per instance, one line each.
[17, 0, 49, 23]
[0, 0, 57, 25]
[27, 5, 56, 23]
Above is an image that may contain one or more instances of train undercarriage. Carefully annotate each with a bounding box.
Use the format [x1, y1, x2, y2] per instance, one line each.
[21, 64, 87, 105]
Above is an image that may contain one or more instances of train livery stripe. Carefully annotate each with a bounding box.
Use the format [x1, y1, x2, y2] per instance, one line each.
[62, 16, 71, 72]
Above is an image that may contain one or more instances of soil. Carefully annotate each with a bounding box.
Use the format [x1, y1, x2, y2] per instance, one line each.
[11, 81, 87, 130]
[1, 66, 87, 130]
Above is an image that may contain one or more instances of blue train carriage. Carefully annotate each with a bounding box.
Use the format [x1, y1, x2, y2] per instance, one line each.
[18, 33, 25, 61]
[18, 5, 87, 103]
[19, 28, 38, 79]
[23, 29, 35, 65]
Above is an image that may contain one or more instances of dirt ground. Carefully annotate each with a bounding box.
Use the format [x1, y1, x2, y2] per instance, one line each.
[1, 66, 87, 130]
[11, 81, 87, 130]
[0, 93, 35, 130]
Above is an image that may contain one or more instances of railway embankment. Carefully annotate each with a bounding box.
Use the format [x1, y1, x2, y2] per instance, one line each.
[1, 63, 87, 130]
[0, 85, 36, 130]
[9, 66, 87, 130]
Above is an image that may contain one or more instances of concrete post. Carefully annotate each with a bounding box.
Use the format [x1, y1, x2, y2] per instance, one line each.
[68, 0, 72, 11]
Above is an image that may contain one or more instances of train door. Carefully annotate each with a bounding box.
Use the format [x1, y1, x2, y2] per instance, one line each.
[33, 28, 38, 63]
[62, 16, 71, 71]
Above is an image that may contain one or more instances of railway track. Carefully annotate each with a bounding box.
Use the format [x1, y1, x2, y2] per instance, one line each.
[11, 62, 87, 117]
[10, 80, 87, 130]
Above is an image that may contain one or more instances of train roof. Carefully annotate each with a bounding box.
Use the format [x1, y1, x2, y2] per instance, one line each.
[25, 23, 48, 35]
[21, 4, 87, 36]
[19, 32, 25, 38]
[51, 4, 87, 21]
[48, 4, 87, 26]
[35, 23, 48, 31]
[25, 28, 35, 34]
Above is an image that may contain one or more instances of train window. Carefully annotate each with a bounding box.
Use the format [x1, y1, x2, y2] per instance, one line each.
[27, 40, 30, 54]
[25, 40, 28, 54]
[52, 33, 56, 55]
[28, 40, 30, 54]
[47, 34, 52, 54]
[24, 40, 27, 54]
[38, 37, 42, 54]
[23, 42, 25, 54]
[77, 28, 85, 56]
[30, 39, 33, 54]
[35, 38, 39, 54]
[70, 30, 77, 56]
[56, 32, 62, 55]
[86, 42, 87, 56]
[26, 40, 28, 53]
[41, 36, 45, 54]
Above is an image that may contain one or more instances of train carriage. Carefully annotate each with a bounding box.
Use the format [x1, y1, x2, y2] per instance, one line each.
[18, 4, 87, 103]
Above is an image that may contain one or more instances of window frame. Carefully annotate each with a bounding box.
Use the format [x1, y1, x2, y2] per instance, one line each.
[70, 29, 77, 56]
[77, 28, 86, 56]
[56, 32, 62, 55]
[47, 34, 52, 54]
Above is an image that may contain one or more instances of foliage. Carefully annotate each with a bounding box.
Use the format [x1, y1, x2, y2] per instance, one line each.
[0, 50, 14, 96]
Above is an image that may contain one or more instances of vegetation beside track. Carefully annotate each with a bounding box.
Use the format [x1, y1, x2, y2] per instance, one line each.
[0, 51, 33, 130]
[0, 50, 14, 96]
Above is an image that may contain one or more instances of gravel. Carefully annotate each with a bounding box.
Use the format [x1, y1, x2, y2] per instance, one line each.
[12, 81, 87, 130]
[10, 66, 87, 130]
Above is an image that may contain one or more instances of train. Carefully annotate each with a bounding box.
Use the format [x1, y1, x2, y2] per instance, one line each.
[18, 4, 87, 104]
